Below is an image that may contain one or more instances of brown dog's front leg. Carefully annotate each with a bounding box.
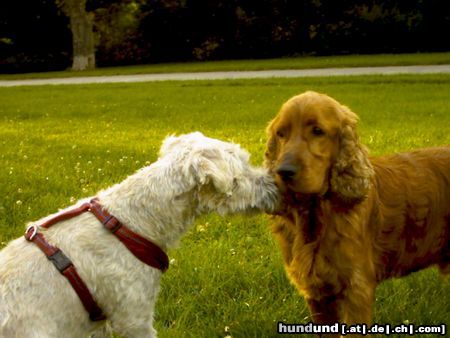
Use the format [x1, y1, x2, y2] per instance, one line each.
[306, 296, 341, 338]
[307, 287, 375, 338]
[307, 296, 340, 324]
[339, 286, 374, 328]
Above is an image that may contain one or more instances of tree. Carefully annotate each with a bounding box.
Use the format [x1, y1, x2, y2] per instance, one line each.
[57, 0, 95, 70]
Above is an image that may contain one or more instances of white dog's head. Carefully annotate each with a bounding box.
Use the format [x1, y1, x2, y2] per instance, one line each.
[159, 132, 279, 215]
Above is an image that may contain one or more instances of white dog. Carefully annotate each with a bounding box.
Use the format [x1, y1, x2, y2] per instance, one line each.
[0, 132, 279, 338]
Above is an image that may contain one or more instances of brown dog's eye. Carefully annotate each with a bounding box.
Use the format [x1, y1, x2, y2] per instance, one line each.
[312, 126, 325, 136]
[276, 130, 285, 138]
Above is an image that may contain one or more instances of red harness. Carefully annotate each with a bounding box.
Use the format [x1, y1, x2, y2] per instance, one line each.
[24, 198, 169, 321]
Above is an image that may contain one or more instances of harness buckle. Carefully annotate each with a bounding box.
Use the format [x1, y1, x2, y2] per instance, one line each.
[25, 224, 39, 241]
[103, 216, 122, 233]
[49, 250, 73, 273]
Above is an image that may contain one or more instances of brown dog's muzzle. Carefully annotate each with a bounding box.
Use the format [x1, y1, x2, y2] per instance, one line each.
[274, 149, 302, 183]
[276, 164, 298, 182]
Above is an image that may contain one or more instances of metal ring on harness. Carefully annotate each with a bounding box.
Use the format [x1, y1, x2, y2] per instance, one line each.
[25, 224, 39, 241]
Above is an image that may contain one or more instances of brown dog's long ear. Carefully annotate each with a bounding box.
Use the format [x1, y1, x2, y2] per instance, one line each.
[330, 106, 373, 203]
[264, 117, 279, 170]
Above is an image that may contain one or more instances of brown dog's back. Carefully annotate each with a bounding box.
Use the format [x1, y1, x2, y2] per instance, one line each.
[371, 147, 450, 280]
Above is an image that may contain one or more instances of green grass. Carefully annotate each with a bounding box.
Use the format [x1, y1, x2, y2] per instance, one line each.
[1, 74, 449, 337]
[1, 52, 450, 80]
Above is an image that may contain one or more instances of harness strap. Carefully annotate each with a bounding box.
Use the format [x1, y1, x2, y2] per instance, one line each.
[24, 198, 169, 321]
[89, 199, 169, 272]
[24, 228, 105, 321]
[39, 203, 91, 229]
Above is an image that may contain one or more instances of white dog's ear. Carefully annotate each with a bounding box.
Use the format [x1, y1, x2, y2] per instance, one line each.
[159, 134, 179, 157]
[190, 149, 234, 195]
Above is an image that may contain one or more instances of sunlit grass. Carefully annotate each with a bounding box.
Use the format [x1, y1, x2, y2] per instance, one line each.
[0, 74, 449, 337]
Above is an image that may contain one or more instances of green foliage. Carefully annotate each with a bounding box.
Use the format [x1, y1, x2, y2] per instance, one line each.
[94, 1, 146, 66]
[1, 0, 450, 72]
[0, 74, 449, 336]
[130, 0, 450, 62]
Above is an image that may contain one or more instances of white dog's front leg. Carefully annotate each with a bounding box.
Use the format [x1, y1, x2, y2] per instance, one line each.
[103, 272, 160, 338]
[89, 322, 113, 338]
[112, 323, 157, 338]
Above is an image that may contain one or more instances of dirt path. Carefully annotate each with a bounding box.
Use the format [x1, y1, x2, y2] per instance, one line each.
[1, 65, 449, 87]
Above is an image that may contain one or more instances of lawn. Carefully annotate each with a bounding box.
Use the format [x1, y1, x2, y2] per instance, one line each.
[1, 52, 450, 80]
[1, 74, 449, 337]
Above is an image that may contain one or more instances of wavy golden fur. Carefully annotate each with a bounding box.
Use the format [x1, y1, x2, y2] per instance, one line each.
[265, 91, 450, 333]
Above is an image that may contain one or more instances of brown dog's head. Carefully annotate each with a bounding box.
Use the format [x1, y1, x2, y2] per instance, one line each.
[265, 91, 373, 203]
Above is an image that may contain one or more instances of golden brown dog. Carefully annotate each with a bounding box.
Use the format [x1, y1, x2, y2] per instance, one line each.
[265, 91, 450, 331]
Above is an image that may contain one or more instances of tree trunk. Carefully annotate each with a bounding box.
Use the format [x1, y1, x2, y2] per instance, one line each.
[59, 0, 95, 71]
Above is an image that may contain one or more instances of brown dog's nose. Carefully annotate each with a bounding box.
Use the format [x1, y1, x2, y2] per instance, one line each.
[276, 165, 297, 181]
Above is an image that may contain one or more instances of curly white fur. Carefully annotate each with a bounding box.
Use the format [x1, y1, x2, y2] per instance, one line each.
[0, 132, 279, 338]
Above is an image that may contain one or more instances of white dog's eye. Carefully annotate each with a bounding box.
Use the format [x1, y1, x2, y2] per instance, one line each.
[232, 178, 239, 190]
